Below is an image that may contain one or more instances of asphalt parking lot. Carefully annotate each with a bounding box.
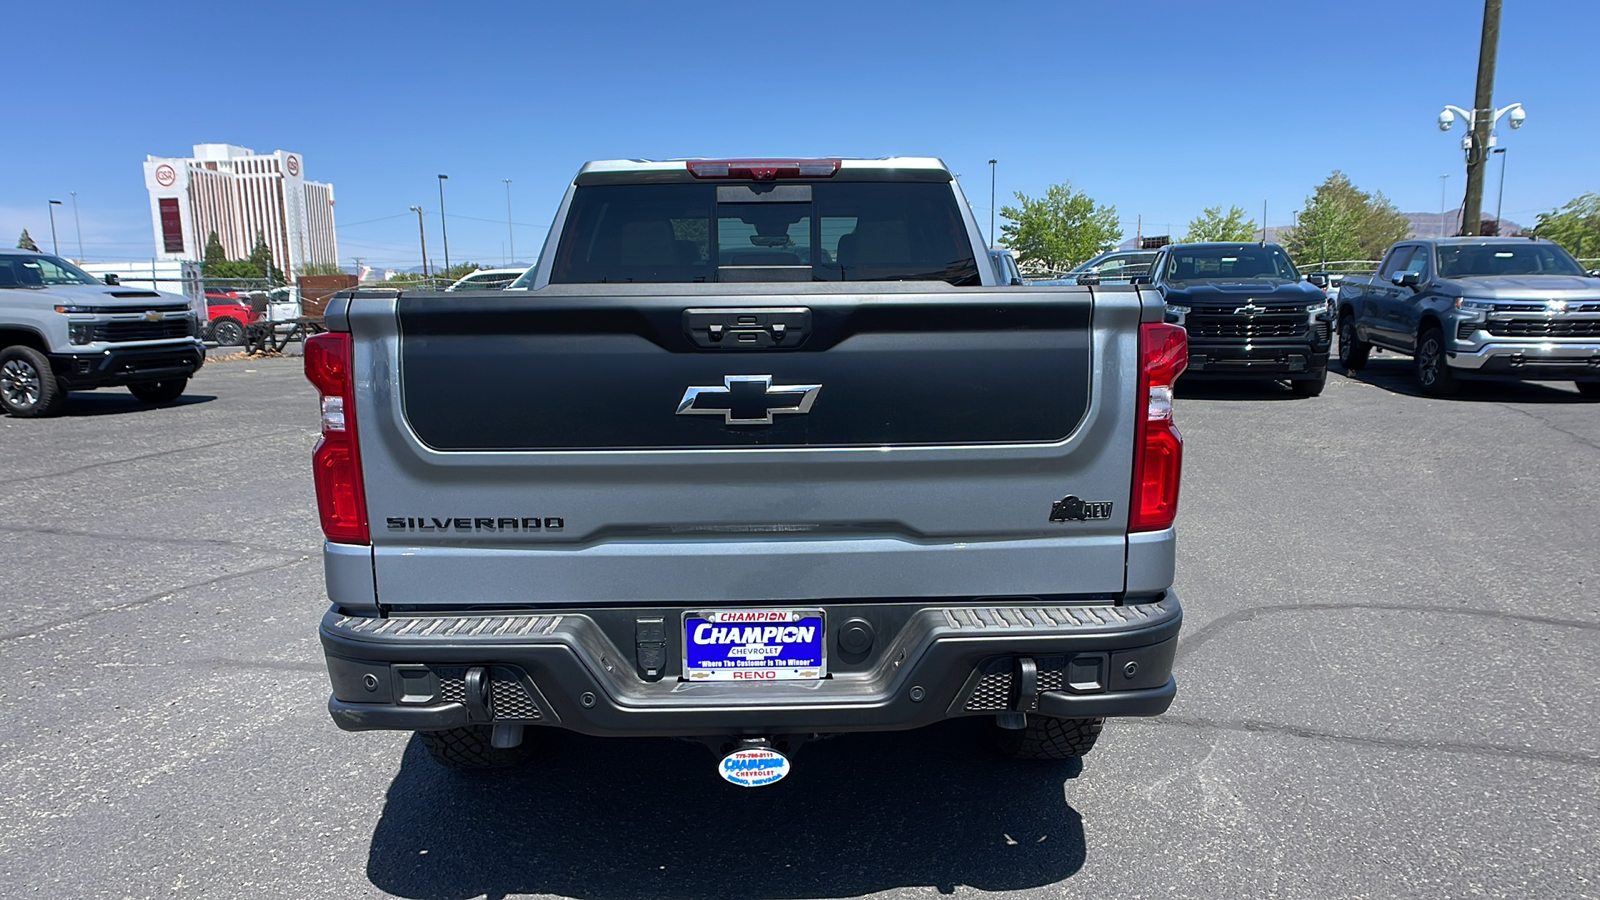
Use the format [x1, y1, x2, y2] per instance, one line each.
[1, 355, 1596, 899]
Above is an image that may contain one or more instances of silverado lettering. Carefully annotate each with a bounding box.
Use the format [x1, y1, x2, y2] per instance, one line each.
[384, 516, 564, 532]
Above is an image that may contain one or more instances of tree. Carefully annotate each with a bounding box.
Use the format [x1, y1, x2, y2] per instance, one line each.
[16, 229, 40, 251]
[1528, 193, 1600, 261]
[298, 262, 346, 276]
[433, 262, 482, 282]
[203, 231, 227, 268]
[1184, 206, 1258, 243]
[1282, 171, 1411, 266]
[246, 232, 285, 284]
[999, 183, 1122, 271]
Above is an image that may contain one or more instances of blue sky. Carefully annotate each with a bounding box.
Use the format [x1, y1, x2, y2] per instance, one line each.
[3, 0, 1595, 268]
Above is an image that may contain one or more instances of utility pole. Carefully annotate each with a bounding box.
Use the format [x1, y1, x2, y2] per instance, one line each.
[353, 256, 364, 280]
[437, 174, 451, 274]
[504, 178, 515, 264]
[70, 192, 83, 260]
[987, 160, 997, 248]
[1461, 0, 1501, 235]
[410, 206, 429, 278]
[1261, 200, 1268, 242]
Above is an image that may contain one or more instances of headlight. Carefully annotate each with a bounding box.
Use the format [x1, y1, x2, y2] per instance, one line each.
[1164, 303, 1189, 324]
[1456, 298, 1495, 312]
[68, 322, 94, 345]
[54, 305, 90, 314]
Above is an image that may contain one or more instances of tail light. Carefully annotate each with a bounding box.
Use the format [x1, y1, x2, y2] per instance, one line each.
[686, 159, 840, 180]
[1130, 323, 1187, 532]
[304, 332, 369, 544]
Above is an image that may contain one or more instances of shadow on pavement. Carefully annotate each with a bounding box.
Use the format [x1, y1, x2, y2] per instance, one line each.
[1176, 378, 1307, 402]
[366, 718, 1087, 900]
[56, 392, 216, 417]
[1336, 357, 1597, 402]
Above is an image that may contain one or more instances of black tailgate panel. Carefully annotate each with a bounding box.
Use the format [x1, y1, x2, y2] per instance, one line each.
[397, 295, 1092, 450]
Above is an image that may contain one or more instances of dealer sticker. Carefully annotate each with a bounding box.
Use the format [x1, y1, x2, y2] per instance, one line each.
[683, 608, 825, 682]
[719, 747, 791, 787]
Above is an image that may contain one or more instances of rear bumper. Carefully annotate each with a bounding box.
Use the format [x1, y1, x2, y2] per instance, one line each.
[319, 595, 1181, 737]
[49, 340, 205, 389]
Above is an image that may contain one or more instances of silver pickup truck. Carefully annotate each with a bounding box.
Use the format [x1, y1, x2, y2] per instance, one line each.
[0, 250, 204, 417]
[309, 158, 1187, 785]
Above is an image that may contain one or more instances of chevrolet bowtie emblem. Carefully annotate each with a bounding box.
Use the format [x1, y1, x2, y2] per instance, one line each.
[143, 310, 165, 322]
[1234, 302, 1265, 316]
[677, 375, 821, 426]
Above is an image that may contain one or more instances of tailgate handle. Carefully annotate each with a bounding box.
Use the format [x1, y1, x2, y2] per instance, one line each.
[684, 307, 810, 350]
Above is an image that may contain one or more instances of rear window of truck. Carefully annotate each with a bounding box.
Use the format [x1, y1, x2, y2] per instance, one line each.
[549, 182, 980, 285]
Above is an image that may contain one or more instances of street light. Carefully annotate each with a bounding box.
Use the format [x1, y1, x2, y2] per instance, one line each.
[437, 174, 451, 274]
[1438, 101, 1524, 235]
[409, 206, 429, 279]
[47, 200, 62, 256]
[504, 178, 514, 265]
[70, 191, 83, 260]
[979, 158, 992, 246]
[1439, 175, 1450, 237]
[1493, 147, 1508, 236]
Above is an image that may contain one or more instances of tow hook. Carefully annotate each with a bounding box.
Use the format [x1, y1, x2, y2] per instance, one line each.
[717, 738, 791, 787]
[463, 666, 524, 749]
[997, 656, 1039, 730]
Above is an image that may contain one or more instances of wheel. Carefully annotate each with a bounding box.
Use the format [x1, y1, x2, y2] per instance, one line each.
[1577, 381, 1600, 398]
[0, 345, 66, 418]
[1414, 327, 1459, 396]
[418, 725, 533, 769]
[996, 715, 1104, 760]
[211, 317, 245, 346]
[128, 378, 188, 404]
[1337, 313, 1370, 372]
[1291, 368, 1327, 397]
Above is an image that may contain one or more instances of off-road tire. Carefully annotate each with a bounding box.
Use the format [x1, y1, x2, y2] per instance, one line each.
[997, 715, 1104, 760]
[419, 725, 533, 769]
[0, 345, 66, 418]
[128, 378, 188, 405]
[211, 317, 245, 346]
[1576, 381, 1600, 399]
[1337, 314, 1370, 372]
[1415, 327, 1459, 397]
[1291, 368, 1327, 397]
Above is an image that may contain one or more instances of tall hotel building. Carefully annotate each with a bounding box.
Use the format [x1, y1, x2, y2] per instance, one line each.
[143, 144, 338, 279]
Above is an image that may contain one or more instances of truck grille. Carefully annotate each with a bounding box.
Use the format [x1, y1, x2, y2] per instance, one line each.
[90, 318, 195, 342]
[1187, 315, 1307, 339]
[1485, 319, 1600, 338]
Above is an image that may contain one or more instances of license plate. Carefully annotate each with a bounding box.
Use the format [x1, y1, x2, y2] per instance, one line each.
[683, 609, 826, 681]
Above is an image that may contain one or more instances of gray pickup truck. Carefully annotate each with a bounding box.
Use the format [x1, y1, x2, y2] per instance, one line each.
[1336, 237, 1600, 396]
[309, 158, 1187, 785]
[0, 250, 205, 417]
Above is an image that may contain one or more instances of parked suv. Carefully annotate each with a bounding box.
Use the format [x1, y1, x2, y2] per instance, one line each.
[1140, 242, 1332, 396]
[1336, 238, 1600, 396]
[204, 290, 257, 346]
[0, 250, 205, 417]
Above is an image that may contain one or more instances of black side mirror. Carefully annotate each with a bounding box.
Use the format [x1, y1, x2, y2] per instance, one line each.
[1589, 269, 1599, 278]
[1390, 271, 1421, 288]
[1075, 272, 1101, 286]
[103, 273, 120, 286]
[1129, 274, 1152, 285]
[1307, 273, 1328, 288]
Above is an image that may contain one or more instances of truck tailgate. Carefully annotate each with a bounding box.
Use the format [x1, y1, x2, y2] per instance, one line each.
[344, 283, 1148, 608]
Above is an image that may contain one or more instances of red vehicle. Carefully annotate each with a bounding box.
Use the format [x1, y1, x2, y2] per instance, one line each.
[204, 291, 259, 346]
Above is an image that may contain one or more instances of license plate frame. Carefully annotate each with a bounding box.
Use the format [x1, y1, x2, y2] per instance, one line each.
[682, 608, 827, 682]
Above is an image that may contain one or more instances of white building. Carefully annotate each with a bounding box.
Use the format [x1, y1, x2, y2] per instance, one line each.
[143, 143, 338, 279]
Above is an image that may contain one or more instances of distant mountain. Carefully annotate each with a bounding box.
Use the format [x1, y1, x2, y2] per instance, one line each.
[1118, 210, 1525, 253]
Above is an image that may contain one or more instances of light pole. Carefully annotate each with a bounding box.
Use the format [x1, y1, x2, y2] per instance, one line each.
[437, 174, 451, 274]
[987, 160, 997, 248]
[1492, 147, 1508, 236]
[1439, 175, 1450, 237]
[409, 206, 429, 279]
[504, 178, 515, 265]
[1437, 100, 1524, 235]
[47, 200, 62, 256]
[70, 191, 83, 260]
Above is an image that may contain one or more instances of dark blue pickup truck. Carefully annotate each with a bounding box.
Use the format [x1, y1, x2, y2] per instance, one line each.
[1137, 242, 1332, 396]
[1335, 238, 1600, 397]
